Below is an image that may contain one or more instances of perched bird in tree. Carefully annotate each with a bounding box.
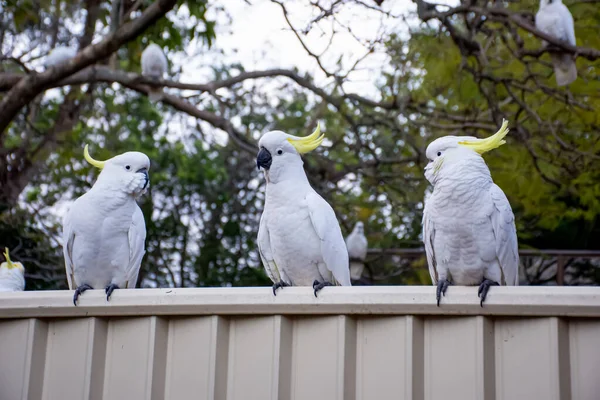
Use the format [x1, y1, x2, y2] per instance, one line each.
[535, 0, 577, 86]
[63, 145, 150, 305]
[345, 222, 368, 281]
[256, 123, 351, 297]
[141, 43, 168, 102]
[422, 120, 519, 306]
[45, 46, 77, 68]
[0, 248, 25, 292]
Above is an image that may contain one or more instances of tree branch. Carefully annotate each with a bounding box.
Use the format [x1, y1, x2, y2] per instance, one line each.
[412, 1, 600, 60]
[0, 65, 418, 162]
[0, 0, 177, 135]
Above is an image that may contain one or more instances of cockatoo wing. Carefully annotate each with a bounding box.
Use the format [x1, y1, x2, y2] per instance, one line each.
[535, 4, 577, 86]
[45, 47, 77, 68]
[141, 45, 167, 76]
[561, 4, 576, 46]
[0, 268, 25, 291]
[62, 210, 77, 290]
[257, 210, 282, 283]
[306, 192, 351, 286]
[125, 205, 146, 288]
[346, 233, 368, 260]
[489, 184, 519, 286]
[535, 4, 576, 45]
[422, 204, 438, 285]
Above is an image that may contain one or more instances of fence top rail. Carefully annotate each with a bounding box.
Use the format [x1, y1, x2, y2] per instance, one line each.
[0, 286, 599, 319]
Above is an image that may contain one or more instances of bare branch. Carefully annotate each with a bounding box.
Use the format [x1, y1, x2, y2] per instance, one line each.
[0, 0, 178, 136]
[412, 1, 600, 60]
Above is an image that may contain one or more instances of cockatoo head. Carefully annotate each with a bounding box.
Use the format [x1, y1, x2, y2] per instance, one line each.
[424, 120, 510, 184]
[353, 221, 365, 235]
[0, 248, 25, 291]
[84, 145, 151, 197]
[539, 0, 560, 8]
[256, 123, 324, 184]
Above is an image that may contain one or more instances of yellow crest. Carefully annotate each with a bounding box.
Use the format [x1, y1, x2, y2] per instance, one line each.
[458, 119, 510, 154]
[2, 248, 22, 270]
[287, 122, 325, 154]
[84, 145, 106, 169]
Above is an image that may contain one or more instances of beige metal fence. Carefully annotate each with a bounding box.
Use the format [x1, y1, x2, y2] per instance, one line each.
[0, 286, 599, 400]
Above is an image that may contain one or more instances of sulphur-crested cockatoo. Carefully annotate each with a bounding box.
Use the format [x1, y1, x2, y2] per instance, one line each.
[256, 123, 351, 296]
[346, 221, 368, 281]
[0, 248, 25, 292]
[63, 145, 150, 305]
[535, 0, 577, 86]
[45, 46, 77, 68]
[141, 43, 168, 102]
[423, 120, 519, 306]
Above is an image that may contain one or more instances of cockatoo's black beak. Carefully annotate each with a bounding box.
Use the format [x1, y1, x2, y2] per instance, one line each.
[256, 147, 272, 170]
[137, 167, 150, 189]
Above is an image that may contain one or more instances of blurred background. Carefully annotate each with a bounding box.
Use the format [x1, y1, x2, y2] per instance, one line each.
[0, 0, 599, 290]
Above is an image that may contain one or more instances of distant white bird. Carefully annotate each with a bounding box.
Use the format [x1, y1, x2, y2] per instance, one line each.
[535, 0, 577, 86]
[45, 46, 77, 68]
[423, 120, 519, 306]
[141, 43, 168, 102]
[63, 145, 150, 305]
[346, 222, 368, 280]
[0, 248, 25, 292]
[256, 123, 351, 296]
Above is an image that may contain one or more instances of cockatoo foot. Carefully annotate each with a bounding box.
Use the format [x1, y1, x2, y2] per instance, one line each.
[272, 281, 289, 296]
[105, 283, 120, 301]
[436, 279, 451, 306]
[478, 279, 499, 307]
[73, 283, 93, 306]
[312, 280, 333, 297]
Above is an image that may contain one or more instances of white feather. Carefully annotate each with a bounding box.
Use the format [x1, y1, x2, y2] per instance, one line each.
[535, 0, 577, 86]
[63, 151, 149, 291]
[345, 222, 367, 280]
[141, 44, 167, 77]
[141, 44, 168, 102]
[0, 265, 25, 292]
[423, 138, 519, 287]
[257, 212, 283, 283]
[306, 192, 351, 286]
[45, 46, 77, 68]
[257, 131, 351, 287]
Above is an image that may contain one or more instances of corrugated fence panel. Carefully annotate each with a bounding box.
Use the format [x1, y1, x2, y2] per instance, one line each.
[0, 319, 47, 400]
[494, 317, 570, 400]
[290, 315, 356, 400]
[164, 316, 228, 400]
[424, 316, 495, 400]
[42, 318, 107, 400]
[102, 316, 168, 400]
[355, 316, 424, 400]
[0, 287, 599, 400]
[225, 316, 290, 400]
[568, 319, 600, 400]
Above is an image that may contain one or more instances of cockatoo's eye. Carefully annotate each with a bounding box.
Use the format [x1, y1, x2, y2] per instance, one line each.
[125, 165, 131, 170]
[437, 151, 442, 157]
[276, 148, 283, 155]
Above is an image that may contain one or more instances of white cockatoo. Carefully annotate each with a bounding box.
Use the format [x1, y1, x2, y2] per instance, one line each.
[0, 248, 25, 292]
[141, 43, 168, 102]
[345, 221, 368, 281]
[63, 145, 150, 305]
[422, 120, 519, 306]
[256, 123, 351, 296]
[535, 0, 577, 86]
[45, 46, 77, 68]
